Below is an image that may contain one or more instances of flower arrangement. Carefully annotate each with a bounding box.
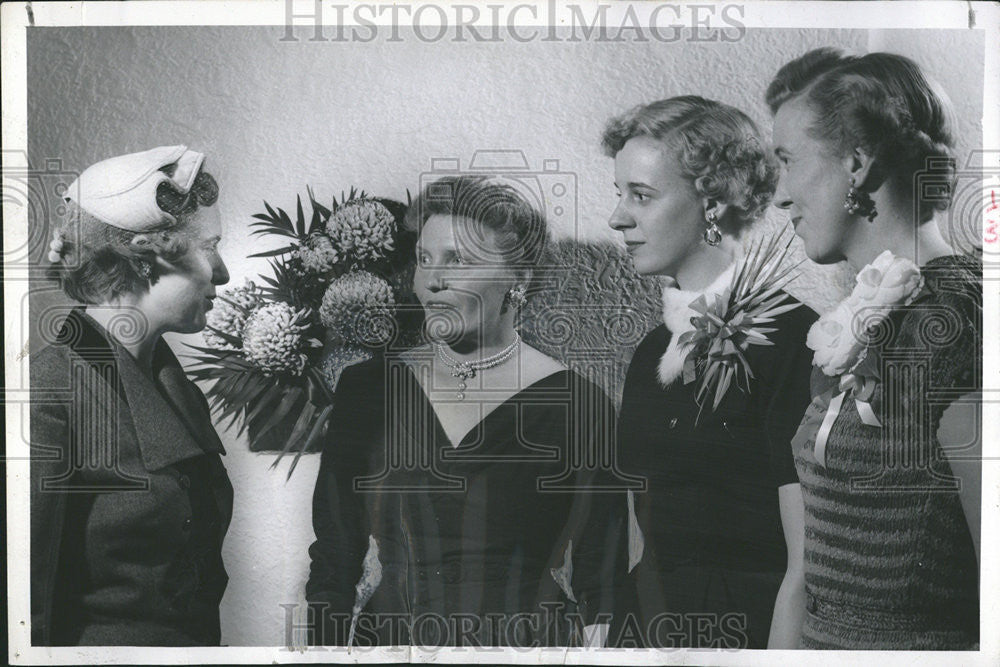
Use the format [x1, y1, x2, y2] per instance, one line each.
[186, 188, 417, 476]
[678, 231, 802, 419]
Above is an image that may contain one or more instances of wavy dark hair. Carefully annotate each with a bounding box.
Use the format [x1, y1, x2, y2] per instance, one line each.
[404, 175, 550, 272]
[766, 47, 957, 224]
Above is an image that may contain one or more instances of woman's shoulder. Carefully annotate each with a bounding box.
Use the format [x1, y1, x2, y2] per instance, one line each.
[631, 323, 670, 364]
[28, 343, 77, 420]
[714, 291, 817, 396]
[886, 255, 981, 373]
[913, 254, 981, 313]
[767, 291, 819, 346]
[29, 327, 101, 392]
[617, 324, 670, 400]
[868, 254, 983, 407]
[891, 254, 981, 339]
[331, 353, 394, 397]
[30, 338, 72, 375]
[512, 343, 613, 404]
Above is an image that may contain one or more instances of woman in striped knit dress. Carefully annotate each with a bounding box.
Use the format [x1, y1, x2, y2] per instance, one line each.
[767, 48, 981, 649]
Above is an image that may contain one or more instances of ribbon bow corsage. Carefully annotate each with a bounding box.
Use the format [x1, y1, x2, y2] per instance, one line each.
[793, 373, 881, 467]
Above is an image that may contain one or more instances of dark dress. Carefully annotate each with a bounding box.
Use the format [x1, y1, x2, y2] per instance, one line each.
[306, 354, 621, 647]
[612, 293, 816, 648]
[793, 256, 980, 649]
[30, 307, 233, 646]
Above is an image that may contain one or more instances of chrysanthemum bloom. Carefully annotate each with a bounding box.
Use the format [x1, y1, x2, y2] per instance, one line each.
[203, 279, 263, 349]
[242, 302, 311, 375]
[326, 199, 396, 264]
[319, 271, 395, 346]
[294, 232, 341, 274]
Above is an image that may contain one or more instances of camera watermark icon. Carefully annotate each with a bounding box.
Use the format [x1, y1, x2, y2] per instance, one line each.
[2, 152, 80, 281]
[419, 150, 580, 247]
[920, 149, 1000, 264]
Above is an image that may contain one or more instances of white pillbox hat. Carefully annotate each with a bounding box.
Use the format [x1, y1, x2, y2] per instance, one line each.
[64, 145, 206, 231]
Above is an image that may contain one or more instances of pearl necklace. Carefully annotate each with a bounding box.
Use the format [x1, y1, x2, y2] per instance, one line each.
[434, 333, 521, 400]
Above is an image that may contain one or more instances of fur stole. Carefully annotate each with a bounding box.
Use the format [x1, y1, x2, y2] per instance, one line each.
[656, 263, 737, 388]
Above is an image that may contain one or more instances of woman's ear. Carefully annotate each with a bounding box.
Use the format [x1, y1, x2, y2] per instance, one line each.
[847, 146, 884, 192]
[151, 252, 184, 278]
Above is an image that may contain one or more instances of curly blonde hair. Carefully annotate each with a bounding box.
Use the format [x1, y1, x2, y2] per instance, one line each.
[602, 95, 778, 235]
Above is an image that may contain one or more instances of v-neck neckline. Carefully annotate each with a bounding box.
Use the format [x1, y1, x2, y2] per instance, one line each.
[403, 364, 571, 449]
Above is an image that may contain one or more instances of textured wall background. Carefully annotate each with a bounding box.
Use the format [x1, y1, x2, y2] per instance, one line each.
[27, 26, 984, 645]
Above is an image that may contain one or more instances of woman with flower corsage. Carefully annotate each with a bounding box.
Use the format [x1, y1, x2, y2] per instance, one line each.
[30, 146, 234, 645]
[768, 48, 981, 650]
[604, 97, 818, 649]
[306, 176, 619, 647]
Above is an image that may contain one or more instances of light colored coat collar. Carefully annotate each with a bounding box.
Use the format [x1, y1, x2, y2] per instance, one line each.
[657, 263, 737, 388]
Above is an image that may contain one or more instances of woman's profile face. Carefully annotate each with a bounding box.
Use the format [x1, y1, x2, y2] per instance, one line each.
[413, 213, 517, 347]
[608, 136, 706, 277]
[150, 205, 230, 334]
[771, 98, 856, 264]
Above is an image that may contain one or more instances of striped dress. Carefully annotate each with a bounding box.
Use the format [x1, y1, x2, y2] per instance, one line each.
[794, 256, 980, 649]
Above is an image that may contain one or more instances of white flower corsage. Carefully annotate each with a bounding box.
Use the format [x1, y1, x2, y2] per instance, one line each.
[794, 250, 924, 467]
[807, 250, 923, 377]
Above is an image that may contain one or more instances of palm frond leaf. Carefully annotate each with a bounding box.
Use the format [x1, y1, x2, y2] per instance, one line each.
[248, 245, 298, 259]
[252, 386, 304, 442]
[285, 404, 334, 481]
[269, 401, 318, 471]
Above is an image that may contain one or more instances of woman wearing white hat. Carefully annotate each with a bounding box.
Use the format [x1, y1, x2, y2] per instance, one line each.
[30, 146, 233, 645]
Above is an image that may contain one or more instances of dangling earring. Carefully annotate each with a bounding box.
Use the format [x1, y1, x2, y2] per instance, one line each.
[505, 284, 527, 309]
[844, 177, 878, 222]
[137, 260, 152, 280]
[703, 210, 722, 246]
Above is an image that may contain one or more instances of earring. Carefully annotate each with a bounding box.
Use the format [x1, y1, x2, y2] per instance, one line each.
[703, 211, 722, 246]
[505, 285, 528, 309]
[844, 177, 878, 222]
[137, 260, 152, 280]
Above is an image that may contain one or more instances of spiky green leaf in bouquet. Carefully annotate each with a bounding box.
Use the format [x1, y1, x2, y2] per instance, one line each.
[678, 231, 802, 421]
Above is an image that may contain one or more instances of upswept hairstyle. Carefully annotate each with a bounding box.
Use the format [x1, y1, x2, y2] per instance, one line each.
[50, 169, 219, 304]
[601, 95, 778, 235]
[404, 175, 549, 270]
[766, 47, 957, 223]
